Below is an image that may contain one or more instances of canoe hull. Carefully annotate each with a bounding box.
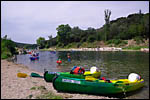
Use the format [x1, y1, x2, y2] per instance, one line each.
[44, 71, 85, 82]
[43, 71, 100, 82]
[53, 75, 144, 95]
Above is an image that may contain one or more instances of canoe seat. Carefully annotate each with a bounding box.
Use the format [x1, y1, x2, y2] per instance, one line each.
[84, 71, 101, 78]
[85, 76, 97, 81]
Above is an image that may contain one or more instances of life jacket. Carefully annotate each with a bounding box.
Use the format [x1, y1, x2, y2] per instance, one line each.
[56, 59, 62, 64]
[70, 66, 85, 74]
[67, 55, 71, 58]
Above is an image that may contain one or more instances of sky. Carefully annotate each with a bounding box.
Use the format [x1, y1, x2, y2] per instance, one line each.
[1, 1, 149, 44]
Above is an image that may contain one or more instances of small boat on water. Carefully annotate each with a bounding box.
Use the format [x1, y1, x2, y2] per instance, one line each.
[52, 73, 144, 95]
[29, 52, 39, 61]
[50, 51, 56, 54]
[30, 56, 39, 60]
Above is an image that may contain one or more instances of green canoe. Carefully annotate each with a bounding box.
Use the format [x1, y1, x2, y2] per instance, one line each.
[44, 71, 101, 82]
[52, 75, 144, 95]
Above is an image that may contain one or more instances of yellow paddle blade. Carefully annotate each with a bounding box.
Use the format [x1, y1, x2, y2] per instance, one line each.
[17, 73, 28, 78]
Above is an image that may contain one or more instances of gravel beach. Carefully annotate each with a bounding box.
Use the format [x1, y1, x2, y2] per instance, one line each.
[1, 60, 116, 99]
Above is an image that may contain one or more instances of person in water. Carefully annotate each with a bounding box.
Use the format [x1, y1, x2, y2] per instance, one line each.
[56, 58, 62, 65]
[67, 53, 71, 62]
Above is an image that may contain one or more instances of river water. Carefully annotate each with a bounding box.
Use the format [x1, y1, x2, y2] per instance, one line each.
[16, 51, 149, 99]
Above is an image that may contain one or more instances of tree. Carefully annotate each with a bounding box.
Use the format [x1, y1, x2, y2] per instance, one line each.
[3, 35, 7, 39]
[36, 37, 45, 49]
[1, 37, 17, 59]
[104, 9, 111, 41]
[87, 35, 96, 43]
[71, 26, 83, 42]
[48, 35, 52, 40]
[109, 23, 119, 39]
[56, 24, 71, 47]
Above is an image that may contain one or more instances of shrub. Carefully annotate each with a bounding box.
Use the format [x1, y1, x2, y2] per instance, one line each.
[87, 35, 96, 43]
[106, 39, 122, 45]
[133, 36, 144, 44]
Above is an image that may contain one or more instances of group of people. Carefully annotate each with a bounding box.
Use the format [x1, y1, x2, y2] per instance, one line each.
[30, 51, 39, 57]
[55, 52, 113, 82]
[56, 53, 71, 65]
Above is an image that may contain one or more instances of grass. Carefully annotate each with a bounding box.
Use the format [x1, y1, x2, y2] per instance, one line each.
[30, 86, 64, 99]
[30, 86, 37, 90]
[122, 45, 149, 50]
[36, 91, 64, 99]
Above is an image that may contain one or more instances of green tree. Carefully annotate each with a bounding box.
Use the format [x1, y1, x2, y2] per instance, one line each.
[87, 35, 96, 43]
[56, 24, 71, 47]
[36, 37, 45, 49]
[71, 26, 83, 42]
[1, 36, 17, 59]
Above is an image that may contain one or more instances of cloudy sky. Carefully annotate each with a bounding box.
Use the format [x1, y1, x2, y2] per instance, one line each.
[1, 1, 149, 44]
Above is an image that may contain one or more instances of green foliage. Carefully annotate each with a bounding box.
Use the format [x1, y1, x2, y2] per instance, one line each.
[118, 41, 128, 47]
[36, 37, 45, 49]
[64, 42, 78, 48]
[106, 39, 128, 46]
[123, 45, 148, 50]
[56, 24, 71, 46]
[36, 12, 149, 49]
[133, 36, 144, 44]
[80, 42, 97, 48]
[30, 86, 64, 99]
[23, 44, 37, 49]
[14, 41, 37, 49]
[36, 92, 63, 99]
[30, 87, 36, 90]
[106, 39, 121, 45]
[1, 37, 17, 59]
[87, 35, 96, 43]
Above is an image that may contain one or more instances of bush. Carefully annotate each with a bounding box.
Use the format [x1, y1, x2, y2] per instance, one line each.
[118, 40, 128, 47]
[1, 38, 17, 59]
[106, 39, 122, 45]
[113, 39, 121, 45]
[87, 35, 96, 43]
[133, 36, 144, 44]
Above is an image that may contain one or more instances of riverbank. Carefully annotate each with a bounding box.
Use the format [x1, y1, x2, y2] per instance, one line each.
[39, 39, 149, 52]
[41, 47, 149, 52]
[1, 59, 115, 99]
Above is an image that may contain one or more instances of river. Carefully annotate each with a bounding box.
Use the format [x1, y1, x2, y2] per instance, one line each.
[16, 51, 149, 99]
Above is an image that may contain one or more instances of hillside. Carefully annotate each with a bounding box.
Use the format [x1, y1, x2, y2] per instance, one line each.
[14, 41, 37, 49]
[40, 12, 149, 49]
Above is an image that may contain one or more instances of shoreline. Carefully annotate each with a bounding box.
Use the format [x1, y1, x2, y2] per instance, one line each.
[40, 47, 149, 52]
[1, 59, 115, 99]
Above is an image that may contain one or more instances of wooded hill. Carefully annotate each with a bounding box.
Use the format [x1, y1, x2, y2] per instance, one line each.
[1, 36, 37, 59]
[37, 12, 149, 49]
[14, 41, 37, 49]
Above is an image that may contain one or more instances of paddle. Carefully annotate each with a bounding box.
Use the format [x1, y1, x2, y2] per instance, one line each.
[17, 72, 43, 78]
[30, 72, 44, 78]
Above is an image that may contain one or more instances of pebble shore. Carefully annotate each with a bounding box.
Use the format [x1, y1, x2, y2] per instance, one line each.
[1, 60, 116, 99]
